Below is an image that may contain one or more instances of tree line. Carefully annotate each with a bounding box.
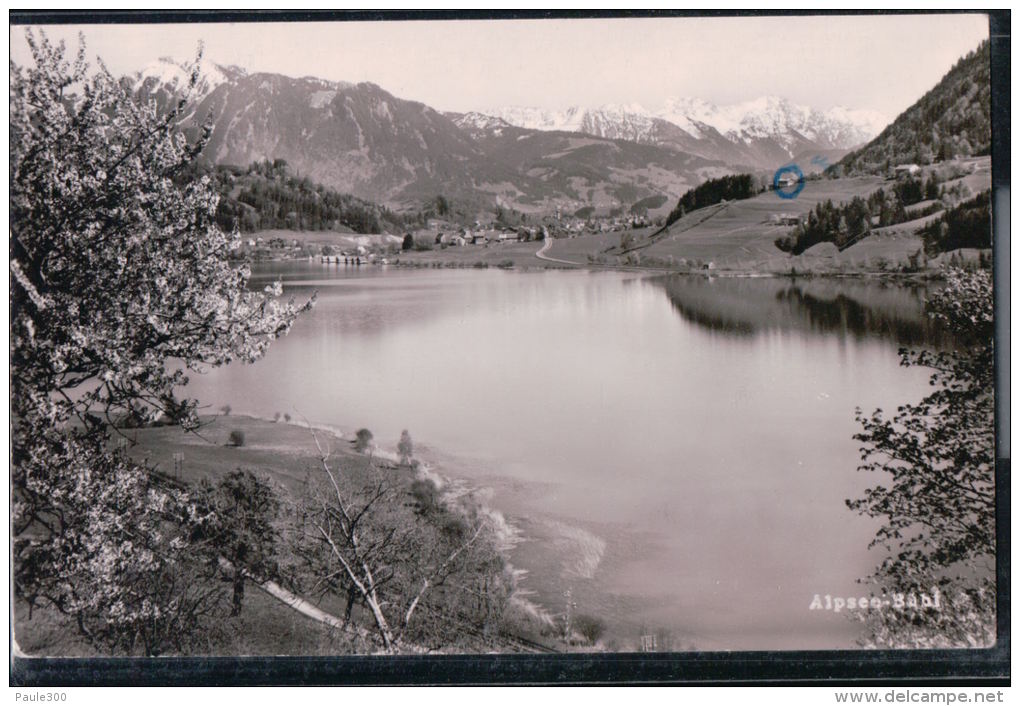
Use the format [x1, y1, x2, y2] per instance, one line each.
[775, 172, 978, 255]
[920, 189, 992, 255]
[206, 159, 408, 234]
[665, 173, 765, 228]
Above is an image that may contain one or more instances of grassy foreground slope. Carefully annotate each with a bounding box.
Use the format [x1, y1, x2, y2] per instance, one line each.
[14, 416, 380, 656]
[15, 416, 551, 656]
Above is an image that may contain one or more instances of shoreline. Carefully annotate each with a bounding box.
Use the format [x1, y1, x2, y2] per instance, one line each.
[247, 240, 963, 283]
[253, 412, 600, 635]
[154, 413, 582, 641]
[233, 413, 699, 650]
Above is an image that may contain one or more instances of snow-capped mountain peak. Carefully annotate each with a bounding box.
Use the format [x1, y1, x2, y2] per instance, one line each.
[454, 112, 514, 130]
[655, 95, 886, 151]
[483, 105, 585, 132]
[598, 102, 649, 116]
[481, 96, 887, 160]
[824, 106, 890, 140]
[134, 56, 234, 98]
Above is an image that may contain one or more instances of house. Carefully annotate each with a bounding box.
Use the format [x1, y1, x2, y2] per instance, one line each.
[439, 232, 464, 246]
[776, 174, 801, 189]
[895, 164, 921, 176]
[771, 213, 801, 226]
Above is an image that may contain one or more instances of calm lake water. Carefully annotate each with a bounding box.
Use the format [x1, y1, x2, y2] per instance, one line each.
[186, 263, 941, 650]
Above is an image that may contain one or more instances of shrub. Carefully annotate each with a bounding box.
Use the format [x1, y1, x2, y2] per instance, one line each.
[410, 477, 441, 517]
[497, 259, 514, 269]
[220, 404, 232, 416]
[573, 614, 606, 644]
[354, 428, 374, 452]
[398, 430, 414, 465]
[849, 268, 994, 648]
[228, 430, 246, 447]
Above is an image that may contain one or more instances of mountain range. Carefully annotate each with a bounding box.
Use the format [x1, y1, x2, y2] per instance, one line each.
[131, 57, 888, 216]
[459, 98, 885, 169]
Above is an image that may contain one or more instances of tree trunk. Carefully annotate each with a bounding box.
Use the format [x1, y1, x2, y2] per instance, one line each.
[342, 587, 357, 628]
[231, 568, 245, 617]
[364, 590, 394, 651]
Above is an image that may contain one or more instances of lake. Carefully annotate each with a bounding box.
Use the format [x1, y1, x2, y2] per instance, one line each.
[186, 263, 941, 650]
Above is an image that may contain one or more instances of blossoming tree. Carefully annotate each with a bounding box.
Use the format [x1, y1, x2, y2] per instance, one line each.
[11, 31, 311, 654]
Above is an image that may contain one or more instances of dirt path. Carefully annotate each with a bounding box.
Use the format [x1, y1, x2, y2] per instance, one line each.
[243, 564, 559, 653]
[535, 236, 583, 266]
[217, 557, 374, 642]
[256, 577, 371, 638]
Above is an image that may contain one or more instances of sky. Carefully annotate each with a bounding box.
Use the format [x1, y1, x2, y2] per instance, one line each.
[10, 14, 990, 119]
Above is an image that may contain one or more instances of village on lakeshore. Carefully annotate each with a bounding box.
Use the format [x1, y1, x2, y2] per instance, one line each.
[230, 152, 990, 278]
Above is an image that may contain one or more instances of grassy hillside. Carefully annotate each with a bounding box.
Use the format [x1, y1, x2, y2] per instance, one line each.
[515, 158, 989, 274]
[463, 126, 734, 213]
[777, 156, 990, 255]
[15, 577, 367, 657]
[834, 40, 990, 175]
[15, 415, 548, 656]
[663, 173, 767, 228]
[600, 176, 885, 268]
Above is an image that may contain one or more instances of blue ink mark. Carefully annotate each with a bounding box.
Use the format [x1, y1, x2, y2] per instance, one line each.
[810, 154, 830, 169]
[773, 164, 805, 200]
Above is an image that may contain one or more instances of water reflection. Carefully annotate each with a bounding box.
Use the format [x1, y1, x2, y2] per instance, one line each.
[188, 264, 937, 650]
[656, 275, 950, 348]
